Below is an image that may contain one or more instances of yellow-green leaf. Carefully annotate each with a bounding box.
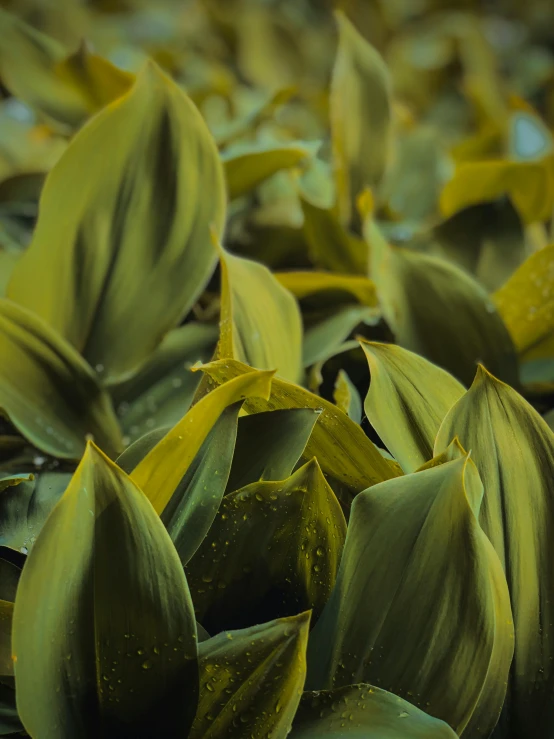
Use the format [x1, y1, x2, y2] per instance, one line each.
[218, 242, 303, 383]
[198, 359, 399, 494]
[291, 684, 458, 738]
[435, 366, 554, 737]
[12, 443, 198, 739]
[369, 225, 519, 386]
[494, 243, 554, 360]
[0, 298, 121, 459]
[190, 612, 310, 739]
[333, 369, 363, 425]
[331, 11, 392, 225]
[439, 158, 554, 224]
[0, 8, 132, 128]
[7, 61, 226, 382]
[275, 271, 377, 307]
[185, 459, 346, 632]
[360, 341, 465, 472]
[223, 142, 315, 200]
[132, 370, 274, 515]
[306, 456, 513, 737]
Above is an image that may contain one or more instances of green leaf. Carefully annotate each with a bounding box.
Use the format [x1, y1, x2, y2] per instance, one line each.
[331, 10, 392, 225]
[0, 298, 122, 459]
[132, 370, 274, 515]
[0, 472, 71, 553]
[189, 612, 309, 739]
[226, 408, 319, 493]
[8, 61, 226, 382]
[360, 341, 465, 472]
[301, 198, 368, 274]
[111, 322, 218, 444]
[218, 241, 303, 383]
[0, 602, 13, 677]
[291, 684, 458, 738]
[12, 442, 198, 739]
[185, 459, 346, 633]
[223, 142, 315, 200]
[435, 366, 554, 737]
[116, 429, 169, 475]
[0, 679, 21, 736]
[306, 456, 513, 737]
[0, 8, 133, 128]
[333, 369, 362, 425]
[198, 359, 399, 495]
[368, 225, 519, 386]
[161, 402, 240, 565]
[494, 243, 554, 361]
[0, 550, 22, 602]
[303, 306, 378, 367]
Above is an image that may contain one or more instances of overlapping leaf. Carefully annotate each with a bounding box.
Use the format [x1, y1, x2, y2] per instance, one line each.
[306, 456, 514, 737]
[185, 459, 346, 633]
[198, 359, 399, 494]
[12, 443, 199, 739]
[190, 612, 310, 739]
[8, 61, 226, 382]
[435, 366, 554, 738]
[361, 341, 465, 471]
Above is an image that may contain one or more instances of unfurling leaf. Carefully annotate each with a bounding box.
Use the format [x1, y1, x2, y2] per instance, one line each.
[12, 443, 198, 739]
[8, 61, 226, 382]
[331, 11, 392, 225]
[435, 366, 554, 738]
[306, 456, 513, 737]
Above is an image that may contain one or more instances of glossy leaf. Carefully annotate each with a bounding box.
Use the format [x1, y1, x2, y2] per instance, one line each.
[0, 9, 132, 128]
[0, 298, 121, 459]
[275, 271, 377, 307]
[306, 456, 513, 737]
[189, 612, 310, 739]
[185, 459, 346, 633]
[333, 369, 362, 425]
[331, 10, 392, 225]
[218, 242, 303, 383]
[223, 142, 314, 200]
[8, 61, 226, 382]
[12, 443, 198, 739]
[291, 684, 458, 738]
[161, 401, 240, 565]
[435, 366, 554, 737]
[368, 226, 519, 386]
[361, 341, 465, 472]
[111, 322, 218, 444]
[226, 408, 319, 493]
[494, 243, 554, 360]
[0, 472, 71, 553]
[198, 359, 399, 494]
[439, 158, 554, 224]
[132, 370, 274, 514]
